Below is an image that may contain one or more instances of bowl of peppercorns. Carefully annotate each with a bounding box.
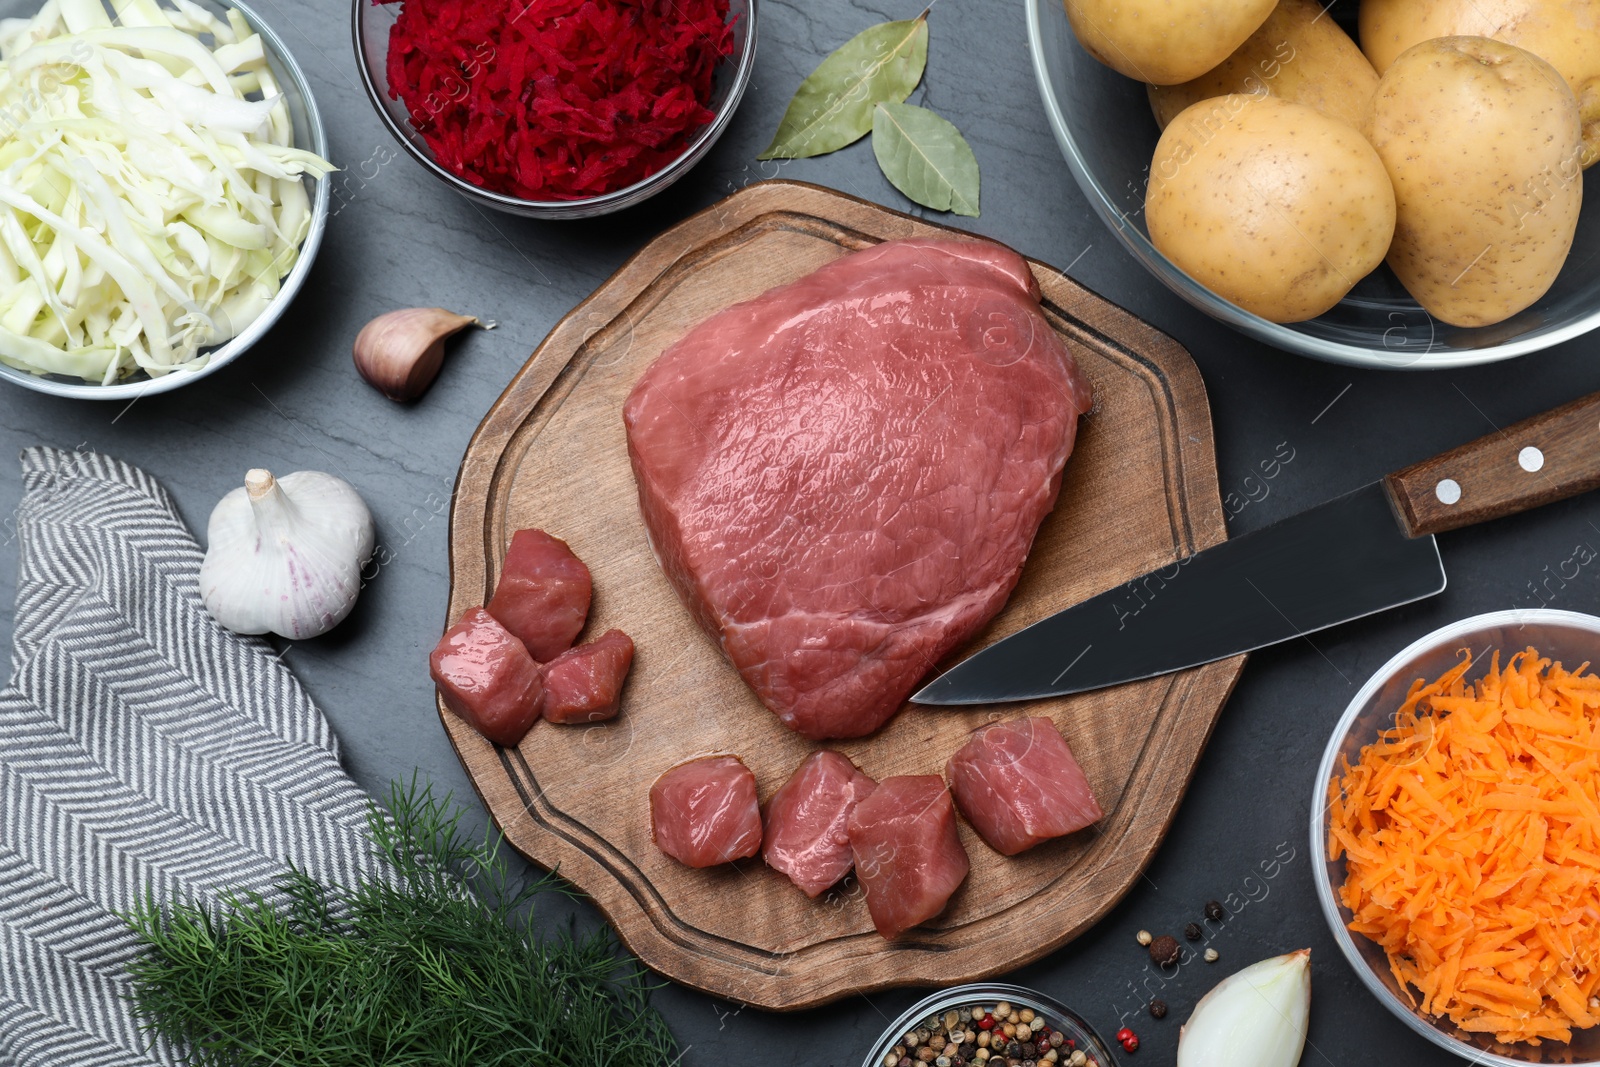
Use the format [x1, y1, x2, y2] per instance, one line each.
[862, 984, 1121, 1067]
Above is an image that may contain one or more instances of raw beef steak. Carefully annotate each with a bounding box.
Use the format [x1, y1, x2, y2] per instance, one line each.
[623, 237, 1091, 739]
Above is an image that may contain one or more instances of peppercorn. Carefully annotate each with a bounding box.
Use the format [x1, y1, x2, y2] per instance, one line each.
[1006, 1041, 1023, 1058]
[1184, 922, 1203, 941]
[1021, 1041, 1037, 1058]
[978, 1014, 995, 1031]
[1135, 929, 1153, 946]
[1121, 1034, 1140, 1053]
[1149, 934, 1181, 967]
[1204, 899, 1225, 921]
[1148, 999, 1168, 1019]
[1204, 947, 1219, 963]
[918, 1047, 938, 1063]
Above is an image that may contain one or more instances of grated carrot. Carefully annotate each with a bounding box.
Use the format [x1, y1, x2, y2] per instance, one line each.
[1330, 648, 1600, 1046]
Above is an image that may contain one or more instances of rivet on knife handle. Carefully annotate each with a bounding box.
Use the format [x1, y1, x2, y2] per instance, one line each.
[1383, 391, 1600, 538]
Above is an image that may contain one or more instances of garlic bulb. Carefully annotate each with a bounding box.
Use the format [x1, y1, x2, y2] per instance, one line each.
[1179, 949, 1311, 1067]
[200, 469, 376, 640]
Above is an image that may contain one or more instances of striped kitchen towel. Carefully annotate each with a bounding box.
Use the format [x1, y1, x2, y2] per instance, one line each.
[0, 447, 385, 1066]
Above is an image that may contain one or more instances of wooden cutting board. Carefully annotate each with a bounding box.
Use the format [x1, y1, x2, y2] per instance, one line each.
[442, 179, 1246, 1011]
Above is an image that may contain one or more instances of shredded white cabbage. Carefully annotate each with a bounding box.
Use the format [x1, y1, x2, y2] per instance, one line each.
[0, 0, 333, 383]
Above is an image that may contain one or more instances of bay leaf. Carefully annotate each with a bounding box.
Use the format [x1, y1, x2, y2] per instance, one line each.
[758, 19, 928, 160]
[870, 101, 980, 217]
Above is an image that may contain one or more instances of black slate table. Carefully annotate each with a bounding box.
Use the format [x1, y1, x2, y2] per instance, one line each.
[1, 0, 1596, 1063]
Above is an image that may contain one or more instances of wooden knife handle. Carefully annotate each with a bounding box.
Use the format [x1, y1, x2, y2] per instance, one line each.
[1384, 391, 1600, 538]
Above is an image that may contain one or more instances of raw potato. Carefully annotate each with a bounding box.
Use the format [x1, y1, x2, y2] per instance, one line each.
[1064, 0, 1276, 84]
[1366, 36, 1583, 327]
[1149, 0, 1380, 130]
[1145, 96, 1395, 323]
[1359, 0, 1600, 167]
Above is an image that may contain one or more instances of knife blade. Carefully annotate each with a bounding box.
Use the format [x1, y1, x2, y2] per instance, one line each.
[913, 389, 1600, 705]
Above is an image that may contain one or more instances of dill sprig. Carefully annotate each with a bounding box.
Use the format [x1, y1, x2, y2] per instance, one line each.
[123, 776, 680, 1067]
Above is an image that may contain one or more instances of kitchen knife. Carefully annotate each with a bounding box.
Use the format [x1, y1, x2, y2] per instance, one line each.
[913, 390, 1600, 705]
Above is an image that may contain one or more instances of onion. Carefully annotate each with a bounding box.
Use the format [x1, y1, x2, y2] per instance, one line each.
[1178, 949, 1311, 1067]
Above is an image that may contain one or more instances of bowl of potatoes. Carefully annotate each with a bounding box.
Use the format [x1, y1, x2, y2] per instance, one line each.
[1027, 0, 1600, 368]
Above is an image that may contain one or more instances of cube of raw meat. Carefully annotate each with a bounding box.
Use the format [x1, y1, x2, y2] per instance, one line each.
[762, 751, 876, 897]
[486, 529, 592, 661]
[848, 775, 969, 938]
[430, 607, 544, 747]
[543, 629, 635, 724]
[650, 755, 762, 868]
[945, 716, 1103, 856]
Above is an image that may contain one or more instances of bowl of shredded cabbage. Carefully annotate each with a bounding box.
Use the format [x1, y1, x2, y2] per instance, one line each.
[0, 0, 329, 397]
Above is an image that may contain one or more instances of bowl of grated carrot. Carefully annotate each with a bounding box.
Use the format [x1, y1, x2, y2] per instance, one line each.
[1314, 609, 1600, 1064]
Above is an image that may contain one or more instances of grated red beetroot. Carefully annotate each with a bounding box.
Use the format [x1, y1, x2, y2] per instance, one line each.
[379, 0, 734, 201]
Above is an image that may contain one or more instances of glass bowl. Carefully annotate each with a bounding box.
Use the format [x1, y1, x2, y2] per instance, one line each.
[860, 984, 1121, 1067]
[1311, 609, 1600, 1064]
[1025, 0, 1600, 369]
[0, 0, 328, 400]
[351, 0, 758, 220]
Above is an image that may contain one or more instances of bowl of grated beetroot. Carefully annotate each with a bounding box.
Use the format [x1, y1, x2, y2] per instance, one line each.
[352, 0, 757, 219]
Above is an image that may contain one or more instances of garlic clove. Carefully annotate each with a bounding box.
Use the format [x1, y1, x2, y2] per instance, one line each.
[1178, 949, 1311, 1067]
[200, 468, 377, 640]
[352, 307, 489, 402]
